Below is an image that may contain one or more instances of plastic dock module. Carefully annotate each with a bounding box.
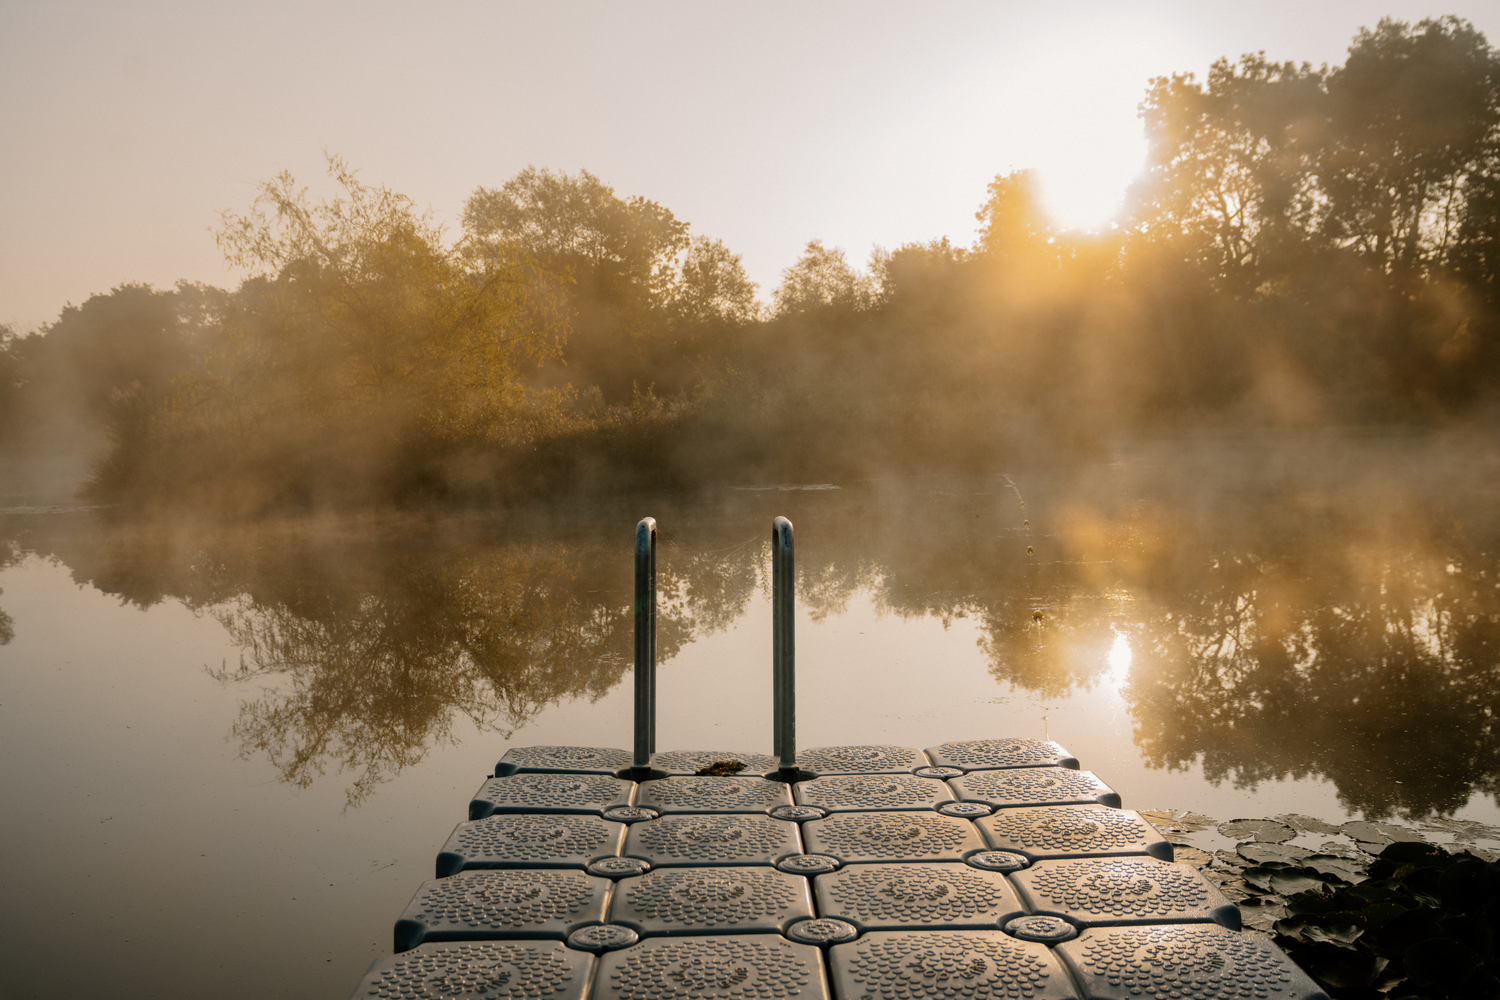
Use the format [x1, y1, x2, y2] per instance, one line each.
[608, 866, 815, 936]
[350, 941, 594, 1000]
[393, 870, 613, 951]
[1011, 857, 1241, 929]
[634, 775, 793, 814]
[829, 930, 1081, 1000]
[924, 738, 1081, 771]
[800, 811, 985, 863]
[622, 813, 803, 867]
[797, 744, 929, 774]
[647, 750, 779, 775]
[794, 774, 954, 812]
[468, 773, 635, 820]
[813, 862, 1026, 931]
[495, 745, 636, 776]
[977, 806, 1175, 861]
[595, 934, 829, 999]
[435, 815, 626, 876]
[948, 767, 1121, 810]
[1057, 924, 1331, 999]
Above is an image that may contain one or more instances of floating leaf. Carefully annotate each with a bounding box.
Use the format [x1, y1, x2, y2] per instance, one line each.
[1220, 818, 1298, 843]
[1139, 808, 1217, 834]
[1275, 917, 1364, 949]
[1277, 813, 1343, 837]
[1299, 854, 1367, 884]
[1340, 820, 1425, 849]
[1172, 846, 1213, 868]
[1298, 944, 1386, 989]
[1238, 842, 1314, 865]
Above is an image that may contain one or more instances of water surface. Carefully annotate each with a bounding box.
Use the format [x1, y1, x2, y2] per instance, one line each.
[3, 435, 1499, 998]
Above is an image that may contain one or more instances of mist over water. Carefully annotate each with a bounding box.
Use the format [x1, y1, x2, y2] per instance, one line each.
[4, 433, 1500, 996]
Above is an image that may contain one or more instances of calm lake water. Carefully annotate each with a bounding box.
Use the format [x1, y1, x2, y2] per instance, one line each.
[2, 435, 1499, 998]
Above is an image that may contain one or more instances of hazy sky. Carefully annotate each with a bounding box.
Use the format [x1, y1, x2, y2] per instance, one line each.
[3, 0, 1498, 332]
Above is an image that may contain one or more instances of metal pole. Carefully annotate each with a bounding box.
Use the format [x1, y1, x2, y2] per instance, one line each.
[634, 517, 657, 771]
[772, 516, 796, 776]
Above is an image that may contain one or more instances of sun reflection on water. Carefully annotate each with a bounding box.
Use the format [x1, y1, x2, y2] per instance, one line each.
[1107, 629, 1132, 692]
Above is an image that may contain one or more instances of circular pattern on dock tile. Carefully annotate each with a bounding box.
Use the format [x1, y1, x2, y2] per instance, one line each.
[1063, 924, 1320, 999]
[938, 802, 994, 818]
[967, 850, 1030, 873]
[786, 917, 859, 945]
[913, 766, 963, 779]
[928, 738, 1076, 771]
[834, 931, 1059, 1000]
[776, 854, 841, 874]
[598, 936, 819, 999]
[1023, 858, 1213, 918]
[770, 804, 827, 821]
[588, 857, 650, 879]
[1006, 915, 1077, 944]
[603, 806, 659, 823]
[566, 924, 639, 952]
[356, 942, 589, 999]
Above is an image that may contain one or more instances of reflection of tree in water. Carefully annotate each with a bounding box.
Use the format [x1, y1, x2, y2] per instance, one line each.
[209, 547, 632, 807]
[1130, 534, 1500, 820]
[203, 535, 767, 807]
[5, 444, 1500, 816]
[991, 458, 1500, 821]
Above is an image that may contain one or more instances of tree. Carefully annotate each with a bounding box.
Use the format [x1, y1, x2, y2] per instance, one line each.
[210, 155, 564, 440]
[771, 239, 873, 317]
[1322, 17, 1499, 272]
[975, 170, 1053, 264]
[1129, 56, 1328, 288]
[670, 235, 759, 327]
[463, 167, 691, 398]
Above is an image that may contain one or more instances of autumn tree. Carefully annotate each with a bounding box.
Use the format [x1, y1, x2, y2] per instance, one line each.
[771, 239, 874, 317]
[1129, 56, 1328, 288]
[1322, 17, 1499, 272]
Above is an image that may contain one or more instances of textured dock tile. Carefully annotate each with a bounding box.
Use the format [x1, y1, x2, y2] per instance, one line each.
[393, 869, 611, 951]
[349, 940, 592, 1000]
[797, 744, 929, 774]
[609, 865, 814, 936]
[436, 815, 625, 876]
[925, 738, 1080, 772]
[496, 745, 634, 775]
[648, 749, 779, 775]
[800, 811, 984, 863]
[595, 934, 829, 999]
[1058, 924, 1330, 999]
[829, 930, 1080, 1000]
[469, 773, 634, 820]
[977, 806, 1174, 861]
[794, 774, 954, 813]
[814, 862, 1025, 931]
[635, 775, 792, 814]
[1012, 858, 1240, 928]
[950, 767, 1121, 810]
[623, 813, 802, 867]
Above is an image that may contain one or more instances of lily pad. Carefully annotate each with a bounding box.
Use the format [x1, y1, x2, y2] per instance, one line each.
[1139, 808, 1217, 834]
[1171, 845, 1213, 868]
[1299, 854, 1368, 884]
[1340, 820, 1425, 849]
[1277, 813, 1343, 837]
[1238, 842, 1314, 865]
[1242, 866, 1328, 897]
[1219, 818, 1298, 843]
[1275, 917, 1364, 949]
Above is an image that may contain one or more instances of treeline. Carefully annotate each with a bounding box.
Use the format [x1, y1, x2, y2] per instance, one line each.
[2, 16, 1497, 512]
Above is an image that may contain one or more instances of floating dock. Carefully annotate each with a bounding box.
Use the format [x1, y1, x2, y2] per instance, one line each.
[346, 519, 1330, 999]
[346, 738, 1328, 1000]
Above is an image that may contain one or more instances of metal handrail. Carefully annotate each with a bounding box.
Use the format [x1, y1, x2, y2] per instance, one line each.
[633, 517, 657, 771]
[772, 515, 796, 778]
